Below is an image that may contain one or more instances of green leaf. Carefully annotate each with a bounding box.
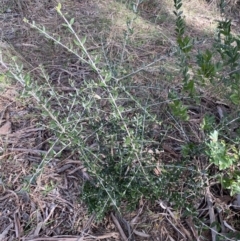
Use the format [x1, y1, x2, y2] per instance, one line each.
[183, 79, 195, 94]
[73, 39, 80, 46]
[24, 73, 31, 86]
[210, 130, 218, 143]
[56, 3, 62, 12]
[70, 18, 75, 26]
[62, 23, 69, 28]
[230, 93, 240, 105]
[104, 72, 112, 82]
[81, 36, 87, 45]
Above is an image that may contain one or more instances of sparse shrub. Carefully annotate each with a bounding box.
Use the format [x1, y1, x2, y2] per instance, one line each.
[0, 2, 199, 220]
[2, 0, 239, 237]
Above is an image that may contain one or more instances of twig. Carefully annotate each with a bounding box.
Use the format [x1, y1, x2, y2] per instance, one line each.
[116, 55, 169, 82]
[185, 217, 201, 241]
[14, 210, 21, 238]
[6, 148, 47, 154]
[0, 223, 13, 240]
[165, 216, 185, 239]
[82, 213, 96, 234]
[25, 233, 119, 241]
[227, 68, 240, 76]
[206, 188, 217, 241]
[111, 213, 128, 241]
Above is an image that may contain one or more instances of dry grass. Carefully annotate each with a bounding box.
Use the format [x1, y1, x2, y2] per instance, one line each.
[1, 0, 240, 240]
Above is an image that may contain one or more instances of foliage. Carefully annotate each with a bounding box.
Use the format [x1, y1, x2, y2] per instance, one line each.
[1, 1, 200, 220]
[173, 0, 240, 198]
[2, 0, 240, 234]
[206, 130, 240, 195]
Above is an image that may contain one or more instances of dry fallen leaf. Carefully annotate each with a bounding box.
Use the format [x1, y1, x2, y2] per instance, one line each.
[0, 121, 12, 135]
[133, 229, 151, 238]
[4, 89, 18, 99]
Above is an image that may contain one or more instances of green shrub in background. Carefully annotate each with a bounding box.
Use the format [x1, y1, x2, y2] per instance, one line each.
[172, 0, 240, 196]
